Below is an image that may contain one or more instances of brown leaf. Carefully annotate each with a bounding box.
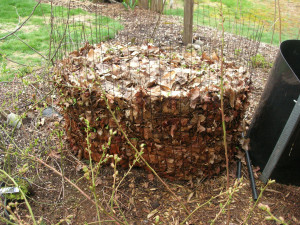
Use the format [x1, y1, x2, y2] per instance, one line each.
[240, 138, 250, 151]
[187, 192, 194, 202]
[229, 89, 236, 108]
[90, 132, 97, 140]
[170, 124, 177, 138]
[112, 64, 120, 75]
[75, 162, 84, 172]
[69, 50, 80, 57]
[189, 88, 200, 109]
[160, 85, 170, 91]
[201, 52, 211, 61]
[146, 80, 157, 88]
[197, 124, 206, 133]
[147, 209, 158, 219]
[87, 49, 94, 61]
[162, 71, 176, 80]
[211, 52, 219, 61]
[198, 114, 206, 123]
[147, 173, 154, 181]
[103, 56, 112, 62]
[48, 150, 60, 159]
[144, 127, 151, 140]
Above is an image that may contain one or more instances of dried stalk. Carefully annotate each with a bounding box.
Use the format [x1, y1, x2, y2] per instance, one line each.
[49, 0, 54, 64]
[0, 53, 27, 67]
[210, 180, 243, 224]
[243, 180, 275, 224]
[219, 0, 229, 191]
[29, 155, 124, 225]
[219, 1, 231, 223]
[150, 0, 167, 39]
[271, 0, 277, 45]
[0, 123, 123, 225]
[50, 0, 71, 61]
[0, 170, 37, 225]
[277, 0, 282, 44]
[84, 121, 102, 225]
[181, 192, 225, 224]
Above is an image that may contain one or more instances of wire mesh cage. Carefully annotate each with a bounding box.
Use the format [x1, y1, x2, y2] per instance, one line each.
[52, 0, 263, 179]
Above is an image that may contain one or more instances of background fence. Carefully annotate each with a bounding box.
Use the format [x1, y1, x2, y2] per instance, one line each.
[50, 0, 264, 71]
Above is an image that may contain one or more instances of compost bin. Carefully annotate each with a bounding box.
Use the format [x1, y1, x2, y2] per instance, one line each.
[248, 40, 300, 186]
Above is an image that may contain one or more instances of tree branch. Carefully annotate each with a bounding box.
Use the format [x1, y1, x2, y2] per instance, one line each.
[0, 52, 27, 67]
[0, 0, 42, 41]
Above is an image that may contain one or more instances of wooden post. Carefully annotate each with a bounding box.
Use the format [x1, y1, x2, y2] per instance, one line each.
[150, 0, 156, 11]
[183, 0, 194, 45]
[157, 0, 163, 13]
[151, 0, 163, 13]
[140, 0, 149, 10]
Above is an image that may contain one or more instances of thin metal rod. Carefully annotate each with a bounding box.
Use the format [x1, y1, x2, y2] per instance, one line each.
[236, 159, 242, 180]
[245, 150, 258, 201]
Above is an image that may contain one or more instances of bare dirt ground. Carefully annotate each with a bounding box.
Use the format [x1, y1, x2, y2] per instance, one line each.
[0, 1, 299, 224]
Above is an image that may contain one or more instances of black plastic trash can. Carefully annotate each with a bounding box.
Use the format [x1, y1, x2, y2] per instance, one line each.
[248, 40, 300, 186]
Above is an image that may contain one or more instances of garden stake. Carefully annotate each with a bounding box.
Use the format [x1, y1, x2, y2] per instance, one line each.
[245, 150, 258, 201]
[236, 159, 242, 180]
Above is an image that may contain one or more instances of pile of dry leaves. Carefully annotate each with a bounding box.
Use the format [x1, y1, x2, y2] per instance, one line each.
[54, 42, 250, 179]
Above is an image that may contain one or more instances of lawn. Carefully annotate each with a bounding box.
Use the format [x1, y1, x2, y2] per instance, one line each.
[0, 0, 122, 81]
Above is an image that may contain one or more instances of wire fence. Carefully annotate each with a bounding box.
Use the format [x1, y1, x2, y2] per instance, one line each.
[162, 0, 299, 46]
[51, 0, 263, 179]
[50, 0, 264, 69]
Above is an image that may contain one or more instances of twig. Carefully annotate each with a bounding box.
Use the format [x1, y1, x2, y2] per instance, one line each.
[49, 0, 54, 64]
[243, 180, 275, 224]
[29, 155, 124, 225]
[14, 6, 21, 26]
[84, 121, 103, 225]
[219, 1, 230, 224]
[0, 53, 27, 67]
[0, 169, 38, 225]
[181, 192, 224, 224]
[219, 0, 229, 191]
[30, 155, 93, 203]
[12, 32, 47, 60]
[0, 140, 5, 151]
[0, 28, 47, 60]
[50, 1, 72, 62]
[97, 82, 190, 215]
[210, 181, 242, 225]
[0, 0, 42, 41]
[53, 159, 65, 200]
[0, 129, 124, 223]
[150, 0, 167, 39]
[271, 0, 277, 45]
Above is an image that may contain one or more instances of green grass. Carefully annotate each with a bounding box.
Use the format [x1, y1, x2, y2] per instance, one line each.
[210, 0, 253, 12]
[0, 0, 122, 81]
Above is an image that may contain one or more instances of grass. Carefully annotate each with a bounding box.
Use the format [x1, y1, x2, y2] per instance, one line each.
[0, 0, 122, 82]
[164, 0, 299, 45]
